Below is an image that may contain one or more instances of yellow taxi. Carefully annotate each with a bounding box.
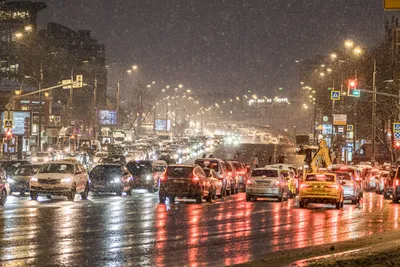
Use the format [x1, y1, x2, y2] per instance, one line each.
[299, 172, 344, 209]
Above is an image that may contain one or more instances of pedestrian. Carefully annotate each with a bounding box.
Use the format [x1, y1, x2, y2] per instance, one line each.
[268, 156, 272, 165]
[202, 153, 206, 158]
[276, 155, 281, 164]
[253, 154, 259, 168]
[234, 152, 240, 161]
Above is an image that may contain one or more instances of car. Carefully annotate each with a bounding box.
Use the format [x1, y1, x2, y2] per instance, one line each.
[194, 158, 229, 197]
[280, 169, 297, 198]
[89, 164, 132, 195]
[224, 161, 239, 194]
[336, 171, 361, 204]
[246, 168, 289, 202]
[376, 171, 389, 194]
[202, 168, 219, 199]
[126, 150, 146, 162]
[365, 168, 381, 191]
[0, 160, 31, 180]
[126, 160, 161, 193]
[267, 164, 300, 194]
[159, 164, 213, 203]
[384, 170, 395, 199]
[0, 168, 10, 205]
[93, 152, 109, 164]
[9, 164, 44, 196]
[298, 173, 344, 209]
[32, 152, 53, 163]
[230, 160, 248, 191]
[30, 161, 90, 201]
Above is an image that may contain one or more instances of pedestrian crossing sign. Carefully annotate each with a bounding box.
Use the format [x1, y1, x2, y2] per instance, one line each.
[393, 122, 400, 132]
[3, 119, 13, 129]
[347, 125, 353, 132]
[331, 90, 340, 101]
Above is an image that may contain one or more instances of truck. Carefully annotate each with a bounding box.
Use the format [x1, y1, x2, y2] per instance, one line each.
[295, 134, 311, 154]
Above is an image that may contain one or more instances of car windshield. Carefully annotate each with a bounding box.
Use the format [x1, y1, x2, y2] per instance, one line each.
[126, 162, 152, 175]
[251, 169, 279, 177]
[38, 164, 74, 174]
[13, 166, 34, 176]
[154, 165, 166, 172]
[166, 167, 193, 178]
[336, 173, 351, 180]
[305, 174, 335, 182]
[90, 166, 122, 178]
[195, 160, 219, 172]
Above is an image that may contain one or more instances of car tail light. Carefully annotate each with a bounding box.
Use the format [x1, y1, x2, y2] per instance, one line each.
[396, 180, 399, 186]
[246, 179, 252, 185]
[193, 176, 200, 182]
[355, 177, 361, 181]
[327, 185, 339, 189]
[160, 171, 167, 181]
[300, 184, 310, 189]
[227, 172, 232, 177]
[274, 180, 281, 186]
[348, 182, 354, 186]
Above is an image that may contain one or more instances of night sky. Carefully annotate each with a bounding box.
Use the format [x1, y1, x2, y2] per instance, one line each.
[38, 0, 389, 98]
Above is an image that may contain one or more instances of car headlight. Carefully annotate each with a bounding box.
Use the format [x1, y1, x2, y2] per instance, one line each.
[178, 149, 182, 154]
[111, 178, 121, 184]
[60, 178, 72, 183]
[31, 177, 38, 182]
[32, 157, 38, 162]
[146, 174, 152, 181]
[173, 154, 179, 159]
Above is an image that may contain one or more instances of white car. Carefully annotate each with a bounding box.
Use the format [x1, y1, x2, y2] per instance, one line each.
[93, 152, 109, 164]
[30, 162, 90, 201]
[32, 152, 52, 163]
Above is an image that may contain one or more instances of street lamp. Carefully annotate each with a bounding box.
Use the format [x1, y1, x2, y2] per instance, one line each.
[353, 47, 363, 56]
[330, 53, 337, 60]
[344, 40, 354, 49]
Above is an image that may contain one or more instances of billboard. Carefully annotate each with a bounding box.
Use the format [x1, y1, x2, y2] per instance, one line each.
[1, 111, 30, 135]
[155, 119, 171, 131]
[99, 110, 117, 125]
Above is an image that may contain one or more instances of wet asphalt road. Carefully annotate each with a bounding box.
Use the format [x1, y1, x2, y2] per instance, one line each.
[1, 144, 399, 266]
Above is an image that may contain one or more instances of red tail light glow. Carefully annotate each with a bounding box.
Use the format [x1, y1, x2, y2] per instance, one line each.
[327, 185, 339, 189]
[246, 179, 252, 185]
[227, 172, 232, 177]
[300, 184, 310, 189]
[274, 180, 281, 186]
[160, 171, 167, 181]
[396, 180, 399, 186]
[193, 176, 200, 182]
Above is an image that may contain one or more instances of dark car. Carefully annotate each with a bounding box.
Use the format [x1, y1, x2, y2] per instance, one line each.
[229, 160, 248, 191]
[384, 170, 395, 199]
[0, 160, 30, 180]
[224, 161, 239, 194]
[89, 164, 132, 196]
[159, 164, 213, 203]
[126, 160, 161, 193]
[10, 164, 43, 195]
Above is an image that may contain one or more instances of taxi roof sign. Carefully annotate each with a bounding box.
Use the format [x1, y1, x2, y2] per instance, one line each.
[384, 0, 400, 10]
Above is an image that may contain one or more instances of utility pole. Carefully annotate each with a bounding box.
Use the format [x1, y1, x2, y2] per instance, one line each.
[165, 97, 169, 131]
[372, 60, 377, 166]
[38, 57, 43, 151]
[116, 80, 120, 127]
[94, 77, 98, 140]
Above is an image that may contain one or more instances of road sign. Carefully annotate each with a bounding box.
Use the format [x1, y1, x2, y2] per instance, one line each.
[347, 125, 354, 132]
[62, 79, 72, 89]
[323, 116, 328, 122]
[331, 90, 340, 101]
[54, 116, 61, 123]
[3, 119, 13, 129]
[333, 114, 347, 126]
[349, 89, 361, 97]
[384, 0, 400, 10]
[338, 126, 344, 134]
[395, 132, 400, 140]
[394, 122, 400, 132]
[73, 75, 83, 88]
[71, 120, 76, 126]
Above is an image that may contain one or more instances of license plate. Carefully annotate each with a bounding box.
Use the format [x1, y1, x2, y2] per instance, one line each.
[173, 180, 187, 184]
[312, 187, 325, 191]
[256, 181, 270, 186]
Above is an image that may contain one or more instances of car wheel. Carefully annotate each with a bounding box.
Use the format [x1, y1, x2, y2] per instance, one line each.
[30, 191, 38, 201]
[67, 185, 76, 201]
[212, 189, 216, 200]
[159, 194, 166, 203]
[81, 183, 89, 200]
[46, 195, 52, 199]
[0, 189, 7, 205]
[341, 200, 344, 208]
[116, 190, 122, 196]
[231, 185, 235, 195]
[384, 191, 389, 199]
[206, 192, 212, 203]
[221, 187, 226, 198]
[226, 188, 231, 196]
[19, 191, 25, 197]
[284, 191, 289, 201]
[246, 194, 252, 202]
[299, 200, 304, 208]
[335, 201, 341, 209]
[393, 198, 398, 204]
[196, 193, 203, 204]
[277, 191, 283, 202]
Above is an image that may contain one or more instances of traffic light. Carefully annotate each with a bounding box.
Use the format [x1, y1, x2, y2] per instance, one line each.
[394, 140, 400, 149]
[5, 129, 12, 140]
[347, 79, 360, 97]
[24, 117, 30, 138]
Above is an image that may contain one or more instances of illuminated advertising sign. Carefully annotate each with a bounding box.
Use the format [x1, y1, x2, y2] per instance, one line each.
[99, 110, 117, 125]
[1, 111, 30, 135]
[155, 119, 171, 131]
